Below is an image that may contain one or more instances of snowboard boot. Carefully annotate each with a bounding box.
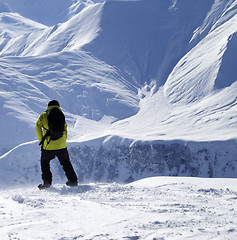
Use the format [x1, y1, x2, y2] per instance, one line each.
[66, 181, 78, 187]
[38, 183, 51, 190]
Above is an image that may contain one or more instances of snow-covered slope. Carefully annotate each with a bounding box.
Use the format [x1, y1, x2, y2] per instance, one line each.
[0, 51, 138, 153]
[0, 0, 236, 184]
[83, 0, 214, 86]
[0, 0, 104, 26]
[0, 3, 104, 56]
[164, 0, 237, 104]
[0, 177, 237, 239]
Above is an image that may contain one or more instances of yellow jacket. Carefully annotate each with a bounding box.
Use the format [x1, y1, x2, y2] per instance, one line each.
[35, 105, 67, 150]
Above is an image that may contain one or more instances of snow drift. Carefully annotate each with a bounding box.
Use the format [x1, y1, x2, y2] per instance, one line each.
[0, 0, 236, 186]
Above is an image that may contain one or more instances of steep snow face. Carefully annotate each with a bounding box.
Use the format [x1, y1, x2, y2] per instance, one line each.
[0, 0, 72, 26]
[0, 0, 213, 85]
[215, 31, 237, 89]
[0, 12, 46, 39]
[83, 0, 214, 86]
[107, 0, 237, 142]
[0, 0, 104, 26]
[0, 3, 104, 56]
[164, 1, 237, 104]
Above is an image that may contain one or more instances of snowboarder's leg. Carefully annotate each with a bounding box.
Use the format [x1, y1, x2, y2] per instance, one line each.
[40, 150, 55, 186]
[56, 148, 78, 186]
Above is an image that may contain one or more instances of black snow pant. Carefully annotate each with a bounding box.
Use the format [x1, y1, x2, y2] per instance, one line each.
[40, 148, 78, 185]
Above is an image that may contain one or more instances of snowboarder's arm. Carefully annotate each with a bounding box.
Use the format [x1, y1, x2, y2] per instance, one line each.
[65, 121, 68, 139]
[35, 114, 44, 143]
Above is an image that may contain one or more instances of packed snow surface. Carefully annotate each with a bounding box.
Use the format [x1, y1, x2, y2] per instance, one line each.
[0, 177, 237, 240]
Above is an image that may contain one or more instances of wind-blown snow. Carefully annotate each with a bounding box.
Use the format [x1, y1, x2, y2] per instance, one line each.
[0, 177, 237, 240]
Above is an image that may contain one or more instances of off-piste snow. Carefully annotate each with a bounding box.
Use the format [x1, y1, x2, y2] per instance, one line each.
[1, 177, 237, 240]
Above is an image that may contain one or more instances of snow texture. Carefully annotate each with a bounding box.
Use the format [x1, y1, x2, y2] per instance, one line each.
[0, 177, 237, 239]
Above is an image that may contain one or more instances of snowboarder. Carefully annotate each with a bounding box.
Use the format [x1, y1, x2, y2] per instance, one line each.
[35, 100, 78, 190]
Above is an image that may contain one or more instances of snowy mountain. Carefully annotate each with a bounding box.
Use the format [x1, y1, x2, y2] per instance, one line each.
[0, 0, 237, 186]
[0, 1, 237, 239]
